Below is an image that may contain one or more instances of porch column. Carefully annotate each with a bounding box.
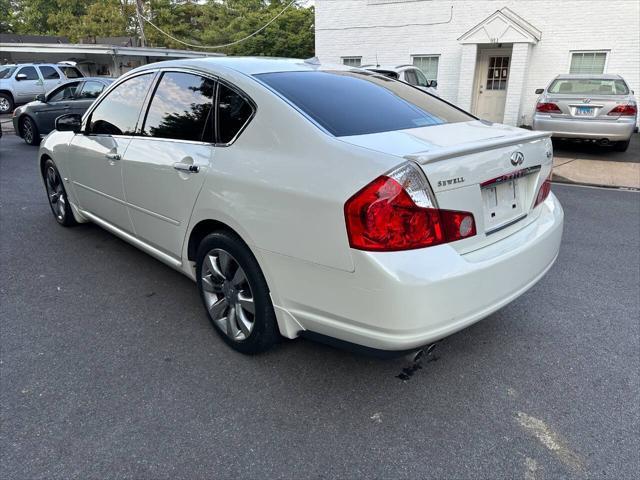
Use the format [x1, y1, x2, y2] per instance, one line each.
[502, 42, 532, 126]
[456, 43, 478, 112]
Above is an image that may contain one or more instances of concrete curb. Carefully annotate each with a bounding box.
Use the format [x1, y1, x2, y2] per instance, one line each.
[552, 157, 640, 190]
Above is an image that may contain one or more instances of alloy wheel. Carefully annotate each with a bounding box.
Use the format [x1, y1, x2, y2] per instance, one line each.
[44, 166, 66, 222]
[0, 97, 9, 113]
[23, 119, 34, 144]
[200, 248, 256, 341]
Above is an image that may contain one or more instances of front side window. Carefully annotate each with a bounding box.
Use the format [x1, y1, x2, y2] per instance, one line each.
[78, 81, 106, 99]
[16, 66, 39, 81]
[142, 72, 215, 142]
[59, 66, 83, 79]
[342, 57, 362, 67]
[39, 66, 60, 80]
[256, 70, 472, 137]
[548, 78, 629, 95]
[570, 52, 607, 74]
[48, 82, 81, 102]
[413, 56, 439, 82]
[404, 69, 418, 85]
[88, 73, 153, 135]
[414, 69, 429, 87]
[217, 84, 253, 144]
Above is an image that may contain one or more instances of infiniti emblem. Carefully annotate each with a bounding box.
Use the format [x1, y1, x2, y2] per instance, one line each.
[510, 151, 524, 166]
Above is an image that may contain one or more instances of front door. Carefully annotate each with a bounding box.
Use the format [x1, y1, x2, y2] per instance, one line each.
[473, 50, 511, 123]
[66, 73, 155, 232]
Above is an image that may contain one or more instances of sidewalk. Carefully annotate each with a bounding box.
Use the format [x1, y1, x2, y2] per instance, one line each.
[552, 134, 640, 189]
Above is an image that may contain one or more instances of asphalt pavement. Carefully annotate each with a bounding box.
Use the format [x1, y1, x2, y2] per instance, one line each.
[1, 134, 639, 479]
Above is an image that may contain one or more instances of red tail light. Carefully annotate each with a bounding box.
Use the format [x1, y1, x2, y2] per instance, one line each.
[344, 163, 476, 251]
[534, 173, 552, 208]
[607, 104, 637, 116]
[536, 102, 562, 113]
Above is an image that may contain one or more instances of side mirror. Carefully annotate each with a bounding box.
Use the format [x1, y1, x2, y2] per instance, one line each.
[15, 73, 27, 81]
[35, 94, 46, 103]
[55, 113, 82, 133]
[535, 88, 544, 94]
[428, 80, 438, 89]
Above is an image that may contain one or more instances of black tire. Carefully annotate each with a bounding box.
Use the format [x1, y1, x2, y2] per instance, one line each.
[21, 116, 40, 146]
[42, 159, 78, 227]
[613, 139, 630, 152]
[0, 93, 13, 114]
[196, 230, 279, 354]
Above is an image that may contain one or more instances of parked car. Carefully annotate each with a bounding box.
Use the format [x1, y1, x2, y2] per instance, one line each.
[363, 64, 438, 95]
[12, 77, 114, 145]
[0, 62, 84, 114]
[38, 58, 563, 355]
[532, 74, 637, 152]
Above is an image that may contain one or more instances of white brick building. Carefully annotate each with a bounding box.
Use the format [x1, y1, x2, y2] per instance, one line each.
[315, 0, 640, 126]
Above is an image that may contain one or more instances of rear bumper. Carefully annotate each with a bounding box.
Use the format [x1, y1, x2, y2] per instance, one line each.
[532, 114, 635, 141]
[262, 194, 564, 351]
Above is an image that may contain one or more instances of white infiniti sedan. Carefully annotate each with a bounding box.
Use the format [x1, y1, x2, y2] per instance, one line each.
[39, 57, 563, 355]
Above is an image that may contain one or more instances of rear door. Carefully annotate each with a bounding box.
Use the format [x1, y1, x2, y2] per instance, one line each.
[38, 65, 62, 93]
[122, 71, 215, 257]
[13, 66, 44, 103]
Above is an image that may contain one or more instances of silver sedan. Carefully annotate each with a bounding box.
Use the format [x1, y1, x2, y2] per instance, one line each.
[532, 74, 637, 152]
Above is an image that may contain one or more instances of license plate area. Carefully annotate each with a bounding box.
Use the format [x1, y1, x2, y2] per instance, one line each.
[574, 106, 595, 116]
[481, 178, 531, 234]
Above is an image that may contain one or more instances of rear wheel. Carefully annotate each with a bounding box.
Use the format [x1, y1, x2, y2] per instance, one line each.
[613, 139, 630, 152]
[43, 159, 77, 227]
[196, 231, 279, 354]
[0, 93, 13, 114]
[21, 117, 40, 145]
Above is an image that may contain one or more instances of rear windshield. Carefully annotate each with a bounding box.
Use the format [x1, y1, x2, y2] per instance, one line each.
[548, 78, 629, 95]
[255, 70, 472, 137]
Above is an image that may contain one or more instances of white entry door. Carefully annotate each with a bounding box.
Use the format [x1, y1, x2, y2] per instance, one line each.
[473, 50, 511, 123]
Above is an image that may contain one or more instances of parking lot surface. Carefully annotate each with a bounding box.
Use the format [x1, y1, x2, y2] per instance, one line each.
[1, 134, 639, 479]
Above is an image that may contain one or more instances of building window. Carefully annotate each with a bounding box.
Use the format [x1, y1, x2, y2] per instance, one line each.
[570, 51, 607, 74]
[412, 55, 439, 82]
[342, 57, 362, 67]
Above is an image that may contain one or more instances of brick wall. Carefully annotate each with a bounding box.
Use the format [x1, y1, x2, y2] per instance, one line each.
[316, 0, 640, 126]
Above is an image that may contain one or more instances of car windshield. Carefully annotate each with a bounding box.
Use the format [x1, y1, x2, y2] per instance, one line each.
[548, 78, 629, 95]
[255, 70, 472, 137]
[0, 66, 17, 79]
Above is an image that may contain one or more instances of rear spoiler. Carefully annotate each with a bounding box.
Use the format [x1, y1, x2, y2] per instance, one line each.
[404, 130, 551, 165]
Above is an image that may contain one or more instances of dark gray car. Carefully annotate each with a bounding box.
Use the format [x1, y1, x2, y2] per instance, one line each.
[12, 77, 114, 145]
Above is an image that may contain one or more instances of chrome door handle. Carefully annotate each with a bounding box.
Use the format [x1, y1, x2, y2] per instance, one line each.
[173, 162, 199, 173]
[105, 153, 121, 161]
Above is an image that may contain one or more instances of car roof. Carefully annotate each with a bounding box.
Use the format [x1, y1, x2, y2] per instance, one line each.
[135, 57, 356, 76]
[553, 74, 625, 80]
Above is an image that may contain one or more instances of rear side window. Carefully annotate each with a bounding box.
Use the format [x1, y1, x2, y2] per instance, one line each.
[88, 73, 153, 135]
[217, 84, 254, 144]
[78, 81, 106, 99]
[256, 71, 472, 137]
[59, 66, 83, 79]
[16, 66, 39, 81]
[39, 66, 60, 80]
[142, 72, 215, 142]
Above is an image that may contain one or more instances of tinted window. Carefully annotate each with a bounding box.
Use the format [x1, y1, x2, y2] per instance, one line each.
[16, 66, 39, 80]
[89, 74, 153, 135]
[48, 82, 81, 102]
[59, 66, 83, 78]
[256, 71, 472, 137]
[404, 69, 418, 85]
[548, 78, 629, 95]
[0, 66, 16, 79]
[217, 84, 253, 144]
[78, 81, 105, 99]
[142, 72, 215, 142]
[39, 66, 60, 80]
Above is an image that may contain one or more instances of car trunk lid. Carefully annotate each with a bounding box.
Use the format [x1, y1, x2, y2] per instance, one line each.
[339, 120, 554, 253]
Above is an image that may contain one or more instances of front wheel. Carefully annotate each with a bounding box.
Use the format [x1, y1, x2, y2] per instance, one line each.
[43, 159, 77, 227]
[196, 231, 279, 354]
[21, 117, 40, 146]
[0, 93, 13, 114]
